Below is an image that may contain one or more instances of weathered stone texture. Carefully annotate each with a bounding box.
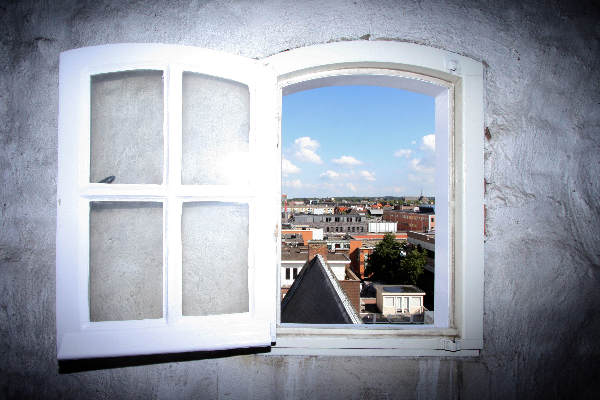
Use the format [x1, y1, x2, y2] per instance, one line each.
[1, 0, 599, 398]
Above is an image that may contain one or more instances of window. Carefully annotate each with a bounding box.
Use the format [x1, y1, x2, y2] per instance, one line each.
[383, 297, 393, 307]
[57, 41, 483, 359]
[56, 44, 278, 359]
[286, 268, 290, 280]
[412, 297, 422, 307]
[395, 297, 405, 313]
[268, 41, 483, 356]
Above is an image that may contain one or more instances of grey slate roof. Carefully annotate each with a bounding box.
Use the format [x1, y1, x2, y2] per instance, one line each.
[281, 255, 361, 324]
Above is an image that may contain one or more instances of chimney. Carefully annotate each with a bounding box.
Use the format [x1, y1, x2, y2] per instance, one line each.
[308, 240, 328, 262]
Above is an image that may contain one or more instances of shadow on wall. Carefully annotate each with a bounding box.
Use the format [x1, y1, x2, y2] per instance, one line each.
[58, 346, 271, 374]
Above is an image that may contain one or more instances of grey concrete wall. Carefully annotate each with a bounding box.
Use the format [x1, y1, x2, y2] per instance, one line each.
[1, 0, 599, 398]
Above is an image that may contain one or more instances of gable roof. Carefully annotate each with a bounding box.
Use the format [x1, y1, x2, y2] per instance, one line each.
[281, 255, 361, 324]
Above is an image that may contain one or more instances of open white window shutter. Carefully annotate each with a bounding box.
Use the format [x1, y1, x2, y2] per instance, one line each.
[57, 44, 279, 359]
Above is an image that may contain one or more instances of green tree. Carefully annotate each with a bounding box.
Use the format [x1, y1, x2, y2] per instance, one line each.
[364, 233, 426, 284]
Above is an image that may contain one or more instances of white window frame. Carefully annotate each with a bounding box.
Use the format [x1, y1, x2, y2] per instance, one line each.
[57, 41, 483, 359]
[56, 44, 279, 359]
[265, 41, 484, 356]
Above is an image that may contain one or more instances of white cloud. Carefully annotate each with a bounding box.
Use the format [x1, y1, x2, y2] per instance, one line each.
[394, 149, 412, 158]
[393, 186, 406, 193]
[294, 136, 322, 164]
[422, 134, 435, 152]
[332, 155, 362, 166]
[320, 170, 340, 180]
[407, 173, 434, 184]
[284, 179, 304, 188]
[409, 158, 434, 175]
[411, 140, 417, 145]
[346, 183, 357, 192]
[359, 170, 376, 181]
[407, 173, 420, 182]
[282, 157, 300, 175]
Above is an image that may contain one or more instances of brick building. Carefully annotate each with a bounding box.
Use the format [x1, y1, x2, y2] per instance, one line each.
[383, 210, 435, 232]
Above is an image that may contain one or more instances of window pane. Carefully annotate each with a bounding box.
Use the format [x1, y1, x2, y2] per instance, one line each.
[182, 202, 249, 316]
[89, 202, 163, 321]
[182, 72, 249, 185]
[90, 70, 164, 184]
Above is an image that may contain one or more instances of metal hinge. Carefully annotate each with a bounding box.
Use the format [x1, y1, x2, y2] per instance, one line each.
[441, 338, 463, 352]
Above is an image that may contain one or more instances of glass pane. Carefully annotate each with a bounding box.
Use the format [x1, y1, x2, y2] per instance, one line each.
[281, 85, 436, 325]
[182, 72, 249, 185]
[89, 202, 163, 321]
[182, 202, 249, 316]
[90, 70, 164, 184]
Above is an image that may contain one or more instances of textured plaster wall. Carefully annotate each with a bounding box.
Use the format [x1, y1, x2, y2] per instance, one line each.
[1, 0, 599, 398]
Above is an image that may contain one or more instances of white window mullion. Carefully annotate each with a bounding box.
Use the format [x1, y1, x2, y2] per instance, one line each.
[166, 199, 183, 324]
[166, 65, 183, 188]
[79, 184, 167, 199]
[78, 198, 91, 325]
[174, 185, 254, 199]
[166, 65, 183, 324]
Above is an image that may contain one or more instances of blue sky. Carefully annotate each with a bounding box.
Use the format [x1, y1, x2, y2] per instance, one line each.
[282, 85, 436, 198]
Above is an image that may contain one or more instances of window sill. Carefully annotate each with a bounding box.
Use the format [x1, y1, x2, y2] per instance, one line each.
[277, 325, 458, 335]
[269, 347, 479, 357]
[270, 325, 480, 357]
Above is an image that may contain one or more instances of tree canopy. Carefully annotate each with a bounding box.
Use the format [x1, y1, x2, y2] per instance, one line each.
[364, 233, 426, 284]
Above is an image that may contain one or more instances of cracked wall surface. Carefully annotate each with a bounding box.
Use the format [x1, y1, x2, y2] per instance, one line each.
[1, 0, 599, 399]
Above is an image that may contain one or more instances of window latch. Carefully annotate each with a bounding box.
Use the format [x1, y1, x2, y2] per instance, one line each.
[440, 338, 462, 352]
